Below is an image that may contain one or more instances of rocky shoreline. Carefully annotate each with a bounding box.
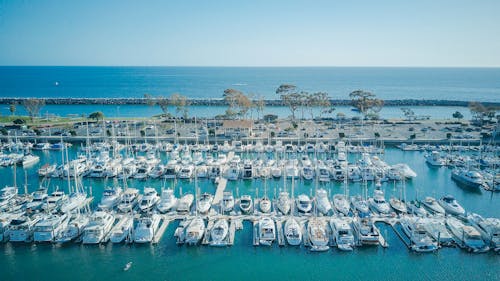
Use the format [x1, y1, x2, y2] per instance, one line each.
[1, 97, 499, 107]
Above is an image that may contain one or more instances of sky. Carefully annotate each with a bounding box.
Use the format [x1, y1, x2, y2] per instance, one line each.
[0, 0, 499, 67]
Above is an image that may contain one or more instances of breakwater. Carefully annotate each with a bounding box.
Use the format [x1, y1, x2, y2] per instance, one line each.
[1, 98, 499, 107]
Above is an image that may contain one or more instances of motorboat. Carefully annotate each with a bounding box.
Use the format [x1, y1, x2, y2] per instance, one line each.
[425, 151, 446, 166]
[60, 192, 87, 213]
[176, 194, 194, 214]
[226, 163, 240, 181]
[8, 214, 43, 242]
[421, 196, 445, 214]
[197, 192, 213, 214]
[21, 154, 40, 166]
[406, 200, 428, 217]
[308, 218, 329, 251]
[98, 187, 122, 210]
[467, 213, 500, 251]
[156, 188, 178, 213]
[451, 168, 483, 189]
[315, 189, 332, 215]
[41, 190, 67, 212]
[33, 214, 70, 242]
[333, 194, 350, 216]
[330, 217, 355, 251]
[242, 160, 253, 179]
[258, 217, 276, 246]
[296, 194, 312, 213]
[38, 164, 57, 177]
[110, 216, 134, 243]
[369, 189, 391, 214]
[82, 211, 115, 244]
[352, 217, 380, 245]
[391, 163, 417, 179]
[178, 165, 194, 179]
[55, 214, 89, 243]
[25, 187, 48, 212]
[438, 195, 465, 216]
[138, 187, 160, 213]
[185, 217, 205, 245]
[0, 186, 18, 208]
[133, 214, 161, 243]
[0, 212, 23, 242]
[389, 197, 408, 214]
[301, 166, 314, 181]
[221, 192, 235, 213]
[117, 188, 140, 213]
[422, 217, 454, 246]
[350, 195, 370, 216]
[284, 217, 302, 246]
[276, 191, 290, 215]
[210, 218, 229, 246]
[446, 216, 489, 252]
[400, 216, 438, 252]
[239, 195, 253, 214]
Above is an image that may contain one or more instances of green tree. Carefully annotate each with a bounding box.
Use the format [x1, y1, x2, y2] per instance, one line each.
[401, 108, 415, 121]
[254, 97, 265, 120]
[144, 94, 170, 117]
[349, 90, 384, 119]
[88, 111, 104, 121]
[276, 84, 302, 120]
[452, 111, 464, 120]
[170, 93, 190, 119]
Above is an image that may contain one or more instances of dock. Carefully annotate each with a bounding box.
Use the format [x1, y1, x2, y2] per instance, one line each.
[202, 219, 215, 245]
[213, 177, 228, 206]
[152, 218, 170, 244]
[276, 219, 285, 246]
[228, 219, 236, 245]
[253, 220, 259, 246]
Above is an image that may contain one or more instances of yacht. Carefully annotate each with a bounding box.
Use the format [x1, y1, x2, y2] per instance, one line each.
[330, 217, 355, 251]
[0, 186, 18, 208]
[406, 200, 428, 217]
[98, 187, 122, 210]
[117, 188, 140, 213]
[210, 218, 229, 246]
[446, 216, 489, 252]
[317, 165, 330, 182]
[389, 197, 408, 214]
[239, 195, 253, 214]
[369, 189, 391, 214]
[0, 212, 23, 242]
[60, 192, 87, 213]
[221, 192, 235, 213]
[133, 214, 161, 243]
[421, 196, 445, 214]
[55, 214, 89, 243]
[38, 164, 57, 177]
[400, 216, 438, 252]
[41, 190, 67, 212]
[316, 189, 332, 215]
[8, 215, 43, 242]
[350, 195, 370, 216]
[110, 216, 134, 243]
[333, 194, 350, 216]
[423, 217, 454, 246]
[284, 217, 302, 246]
[197, 192, 213, 214]
[257, 196, 271, 213]
[163, 164, 178, 179]
[33, 214, 70, 242]
[176, 194, 194, 214]
[352, 217, 380, 245]
[308, 218, 329, 251]
[467, 213, 500, 251]
[296, 194, 312, 213]
[301, 166, 315, 181]
[242, 160, 253, 179]
[178, 165, 194, 179]
[258, 217, 276, 246]
[425, 151, 446, 166]
[185, 217, 205, 245]
[156, 189, 178, 213]
[21, 154, 40, 166]
[438, 195, 465, 216]
[82, 211, 115, 244]
[25, 187, 48, 212]
[226, 163, 241, 181]
[451, 168, 483, 189]
[138, 187, 160, 213]
[276, 191, 291, 215]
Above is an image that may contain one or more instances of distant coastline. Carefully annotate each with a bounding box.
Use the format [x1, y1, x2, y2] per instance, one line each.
[1, 98, 498, 107]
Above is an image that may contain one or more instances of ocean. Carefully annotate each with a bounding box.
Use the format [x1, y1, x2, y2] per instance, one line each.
[0, 148, 499, 281]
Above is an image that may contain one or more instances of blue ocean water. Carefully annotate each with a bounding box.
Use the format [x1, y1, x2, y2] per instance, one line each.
[1, 66, 500, 102]
[0, 148, 499, 281]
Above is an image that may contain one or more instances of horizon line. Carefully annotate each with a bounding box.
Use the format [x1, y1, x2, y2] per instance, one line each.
[1, 65, 500, 68]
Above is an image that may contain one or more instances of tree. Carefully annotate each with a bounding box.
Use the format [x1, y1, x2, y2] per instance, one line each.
[276, 84, 303, 120]
[170, 93, 190, 119]
[9, 103, 16, 116]
[349, 90, 384, 119]
[88, 111, 104, 121]
[223, 89, 252, 119]
[144, 94, 170, 117]
[401, 108, 415, 121]
[452, 111, 464, 121]
[255, 97, 265, 120]
[22, 98, 45, 121]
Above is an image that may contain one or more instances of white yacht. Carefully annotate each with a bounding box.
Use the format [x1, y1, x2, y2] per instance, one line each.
[176, 194, 194, 214]
[210, 218, 229, 246]
[406, 200, 428, 217]
[284, 217, 302, 246]
[226, 163, 240, 181]
[38, 164, 57, 177]
[296, 194, 312, 213]
[259, 196, 272, 213]
[425, 151, 446, 166]
[301, 166, 314, 181]
[333, 194, 350, 216]
[389, 197, 408, 214]
[138, 187, 160, 213]
[451, 168, 483, 189]
[133, 214, 161, 243]
[239, 195, 253, 214]
[117, 188, 140, 213]
[438, 195, 465, 216]
[110, 216, 134, 243]
[423, 217, 454, 246]
[25, 187, 48, 212]
[400, 216, 438, 252]
[316, 189, 332, 215]
[242, 160, 253, 179]
[33, 214, 69, 242]
[163, 164, 178, 179]
[330, 217, 355, 251]
[41, 190, 67, 212]
[156, 188, 178, 213]
[308, 218, 329, 251]
[369, 189, 391, 214]
[60, 192, 87, 213]
[185, 217, 205, 245]
[422, 196, 445, 214]
[21, 154, 40, 166]
[276, 191, 291, 215]
[467, 213, 499, 251]
[55, 214, 89, 243]
[258, 217, 276, 246]
[446, 216, 489, 252]
[98, 187, 122, 210]
[221, 192, 235, 213]
[350, 195, 370, 216]
[82, 211, 115, 244]
[0, 186, 18, 208]
[352, 217, 380, 245]
[178, 165, 194, 179]
[8, 215, 43, 242]
[0, 212, 23, 242]
[197, 192, 213, 214]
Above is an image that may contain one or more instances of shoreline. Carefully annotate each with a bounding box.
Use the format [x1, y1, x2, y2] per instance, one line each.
[1, 98, 499, 107]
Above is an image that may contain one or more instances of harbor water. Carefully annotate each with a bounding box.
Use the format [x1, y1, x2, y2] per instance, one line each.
[0, 147, 498, 281]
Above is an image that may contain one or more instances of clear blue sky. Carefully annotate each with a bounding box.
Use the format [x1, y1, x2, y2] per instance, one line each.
[0, 0, 499, 66]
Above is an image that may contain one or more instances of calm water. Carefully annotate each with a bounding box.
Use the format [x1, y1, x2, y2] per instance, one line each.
[1, 66, 500, 102]
[0, 147, 499, 281]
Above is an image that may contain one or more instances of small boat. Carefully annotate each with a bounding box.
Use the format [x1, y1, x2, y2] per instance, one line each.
[176, 194, 194, 214]
[197, 192, 213, 214]
[156, 188, 178, 213]
[400, 216, 438, 252]
[133, 214, 161, 243]
[38, 164, 57, 177]
[221, 192, 234, 213]
[258, 217, 276, 246]
[138, 187, 160, 213]
[421, 196, 445, 214]
[276, 191, 291, 215]
[438, 195, 465, 216]
[369, 189, 391, 214]
[210, 218, 229, 246]
[284, 217, 302, 246]
[330, 217, 355, 251]
[239, 195, 253, 214]
[446, 216, 489, 252]
[352, 217, 380, 245]
[316, 189, 332, 215]
[308, 218, 329, 251]
[259, 196, 272, 213]
[123, 262, 132, 271]
[185, 217, 205, 245]
[333, 194, 350, 216]
[296, 194, 312, 213]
